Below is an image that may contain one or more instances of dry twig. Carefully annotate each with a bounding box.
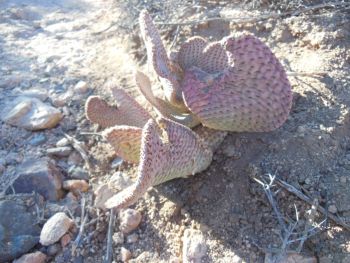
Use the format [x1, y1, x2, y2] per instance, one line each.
[104, 209, 116, 263]
[276, 178, 350, 231]
[63, 133, 92, 170]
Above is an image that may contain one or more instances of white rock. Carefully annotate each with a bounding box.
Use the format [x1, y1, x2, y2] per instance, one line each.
[74, 81, 88, 94]
[1, 97, 62, 130]
[183, 229, 207, 263]
[120, 247, 132, 262]
[40, 212, 74, 246]
[56, 137, 70, 147]
[119, 209, 142, 234]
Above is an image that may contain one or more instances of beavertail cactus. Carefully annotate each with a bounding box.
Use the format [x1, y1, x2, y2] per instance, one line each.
[85, 10, 292, 210]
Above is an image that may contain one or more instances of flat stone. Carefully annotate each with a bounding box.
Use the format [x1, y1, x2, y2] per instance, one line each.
[68, 166, 89, 180]
[40, 212, 74, 246]
[47, 146, 72, 157]
[0, 195, 41, 261]
[8, 158, 63, 201]
[13, 251, 47, 263]
[1, 97, 62, 130]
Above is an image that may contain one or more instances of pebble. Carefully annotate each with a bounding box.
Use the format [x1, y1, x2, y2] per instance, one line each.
[47, 146, 72, 157]
[0, 196, 41, 261]
[8, 158, 63, 201]
[63, 179, 89, 193]
[56, 137, 70, 147]
[328, 204, 338, 214]
[182, 229, 207, 263]
[94, 183, 115, 210]
[119, 209, 142, 234]
[68, 166, 89, 180]
[112, 232, 124, 245]
[74, 81, 88, 94]
[47, 243, 61, 256]
[121, 247, 132, 262]
[51, 90, 73, 107]
[126, 233, 138, 243]
[40, 212, 74, 246]
[1, 96, 62, 130]
[13, 251, 47, 263]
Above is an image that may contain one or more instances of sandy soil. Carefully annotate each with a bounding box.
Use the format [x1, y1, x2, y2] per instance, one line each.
[1, 0, 350, 262]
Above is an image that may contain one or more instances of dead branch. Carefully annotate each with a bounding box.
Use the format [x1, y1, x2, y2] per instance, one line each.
[276, 178, 350, 231]
[63, 133, 92, 170]
[104, 209, 116, 263]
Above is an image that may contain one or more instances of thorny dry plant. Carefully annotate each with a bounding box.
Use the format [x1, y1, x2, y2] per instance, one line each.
[253, 174, 327, 262]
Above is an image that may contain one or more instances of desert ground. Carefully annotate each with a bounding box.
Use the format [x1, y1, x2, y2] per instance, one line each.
[0, 0, 350, 262]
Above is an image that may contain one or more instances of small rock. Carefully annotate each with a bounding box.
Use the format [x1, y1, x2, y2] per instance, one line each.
[40, 212, 74, 246]
[183, 229, 207, 263]
[1, 97, 62, 130]
[119, 209, 142, 234]
[328, 204, 337, 214]
[13, 251, 47, 263]
[68, 166, 89, 180]
[74, 81, 88, 94]
[94, 184, 115, 210]
[121, 247, 132, 262]
[8, 158, 63, 201]
[63, 179, 89, 193]
[0, 196, 41, 261]
[112, 232, 124, 245]
[126, 233, 138, 243]
[47, 146, 72, 157]
[29, 133, 47, 146]
[56, 138, 70, 147]
[47, 243, 61, 256]
[51, 90, 73, 107]
[60, 233, 72, 247]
